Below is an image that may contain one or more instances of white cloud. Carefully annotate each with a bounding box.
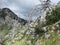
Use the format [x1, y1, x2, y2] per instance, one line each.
[7, 3, 19, 11]
[51, 0, 60, 4]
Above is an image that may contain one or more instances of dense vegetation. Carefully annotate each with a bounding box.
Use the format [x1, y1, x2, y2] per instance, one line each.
[46, 5, 60, 25]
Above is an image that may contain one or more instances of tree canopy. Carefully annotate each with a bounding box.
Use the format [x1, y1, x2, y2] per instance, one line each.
[45, 5, 60, 25]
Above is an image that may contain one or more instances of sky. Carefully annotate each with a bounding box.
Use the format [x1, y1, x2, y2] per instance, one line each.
[0, 0, 60, 19]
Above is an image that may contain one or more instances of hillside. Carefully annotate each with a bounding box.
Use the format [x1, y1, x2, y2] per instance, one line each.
[0, 8, 28, 45]
[0, 8, 27, 25]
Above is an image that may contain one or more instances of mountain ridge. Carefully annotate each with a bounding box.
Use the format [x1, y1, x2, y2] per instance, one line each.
[0, 8, 27, 25]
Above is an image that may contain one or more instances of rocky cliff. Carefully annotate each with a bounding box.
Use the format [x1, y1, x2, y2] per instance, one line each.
[0, 8, 27, 25]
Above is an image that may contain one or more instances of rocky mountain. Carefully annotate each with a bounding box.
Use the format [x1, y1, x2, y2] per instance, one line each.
[0, 8, 27, 25]
[0, 8, 28, 42]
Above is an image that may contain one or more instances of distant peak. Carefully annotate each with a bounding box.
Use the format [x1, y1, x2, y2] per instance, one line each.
[2, 8, 12, 12]
[0, 8, 27, 25]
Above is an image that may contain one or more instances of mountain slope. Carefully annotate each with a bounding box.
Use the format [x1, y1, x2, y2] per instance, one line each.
[0, 8, 27, 25]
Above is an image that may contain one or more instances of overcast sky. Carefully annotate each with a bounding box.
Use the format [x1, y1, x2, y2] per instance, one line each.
[0, 0, 60, 19]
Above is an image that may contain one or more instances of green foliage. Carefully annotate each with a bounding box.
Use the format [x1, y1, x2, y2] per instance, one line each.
[40, 30, 60, 45]
[34, 26, 45, 37]
[0, 23, 12, 31]
[0, 23, 12, 42]
[45, 6, 60, 25]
